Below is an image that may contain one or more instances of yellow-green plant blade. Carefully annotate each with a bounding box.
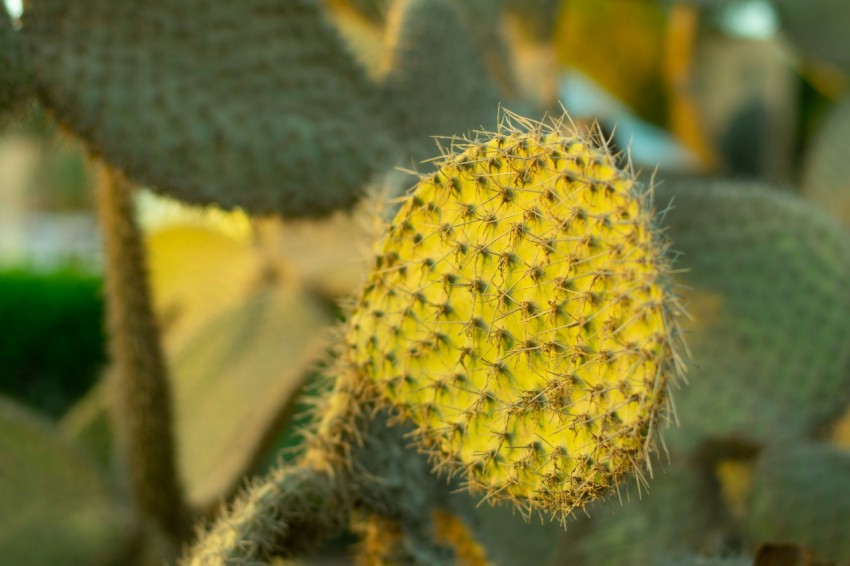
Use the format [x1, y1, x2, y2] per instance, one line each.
[747, 443, 850, 563]
[801, 95, 850, 229]
[60, 379, 114, 473]
[655, 179, 850, 451]
[61, 284, 333, 512]
[0, 396, 133, 565]
[346, 112, 682, 518]
[172, 284, 332, 510]
[145, 224, 266, 349]
[21, 0, 394, 217]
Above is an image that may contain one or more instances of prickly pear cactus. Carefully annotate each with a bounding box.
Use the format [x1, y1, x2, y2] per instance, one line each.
[345, 112, 682, 517]
[654, 179, 850, 450]
[381, 0, 502, 163]
[21, 0, 394, 217]
[747, 443, 850, 563]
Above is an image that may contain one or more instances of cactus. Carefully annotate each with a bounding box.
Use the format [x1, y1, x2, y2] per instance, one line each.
[747, 443, 850, 563]
[551, 178, 850, 564]
[94, 162, 192, 545]
[772, 0, 850, 73]
[653, 179, 850, 451]
[380, 0, 503, 164]
[8, 1, 850, 563]
[21, 0, 395, 217]
[552, 460, 734, 565]
[345, 112, 683, 517]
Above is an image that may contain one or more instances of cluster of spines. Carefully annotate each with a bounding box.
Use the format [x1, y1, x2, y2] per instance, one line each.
[346, 112, 682, 519]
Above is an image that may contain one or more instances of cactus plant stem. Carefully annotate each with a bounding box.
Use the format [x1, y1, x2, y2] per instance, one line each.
[94, 160, 192, 544]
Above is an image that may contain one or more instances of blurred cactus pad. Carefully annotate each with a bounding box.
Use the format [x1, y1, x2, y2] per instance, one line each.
[345, 113, 683, 517]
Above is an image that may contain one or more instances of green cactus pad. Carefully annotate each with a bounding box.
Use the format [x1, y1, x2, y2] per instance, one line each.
[0, 396, 133, 565]
[655, 179, 850, 450]
[552, 462, 731, 566]
[773, 0, 850, 72]
[381, 0, 503, 164]
[747, 443, 850, 563]
[22, 0, 394, 217]
[801, 95, 850, 229]
[346, 113, 682, 517]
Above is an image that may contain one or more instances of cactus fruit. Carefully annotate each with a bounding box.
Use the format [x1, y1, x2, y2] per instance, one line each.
[381, 0, 503, 164]
[653, 179, 850, 451]
[747, 443, 850, 563]
[801, 95, 850, 229]
[345, 112, 683, 517]
[22, 0, 394, 217]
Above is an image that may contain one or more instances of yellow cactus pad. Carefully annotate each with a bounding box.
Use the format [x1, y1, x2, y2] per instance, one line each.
[346, 112, 681, 517]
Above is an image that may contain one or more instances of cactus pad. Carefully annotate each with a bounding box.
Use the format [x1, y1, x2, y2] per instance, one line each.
[22, 0, 394, 217]
[381, 0, 502, 164]
[655, 180, 850, 450]
[346, 113, 681, 516]
[747, 443, 850, 563]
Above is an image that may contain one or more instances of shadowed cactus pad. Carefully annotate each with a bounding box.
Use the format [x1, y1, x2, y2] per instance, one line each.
[747, 443, 850, 563]
[346, 113, 682, 516]
[22, 0, 393, 217]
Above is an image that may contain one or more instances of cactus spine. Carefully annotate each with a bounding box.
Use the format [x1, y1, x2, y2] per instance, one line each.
[345, 112, 683, 518]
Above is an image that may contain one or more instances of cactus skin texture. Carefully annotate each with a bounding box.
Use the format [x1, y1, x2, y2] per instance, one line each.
[345, 113, 682, 518]
[21, 0, 394, 218]
[747, 443, 850, 563]
[381, 0, 503, 164]
[654, 180, 850, 452]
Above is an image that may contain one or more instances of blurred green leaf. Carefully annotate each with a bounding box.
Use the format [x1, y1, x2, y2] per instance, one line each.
[0, 396, 133, 565]
[173, 284, 332, 510]
[64, 284, 334, 512]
